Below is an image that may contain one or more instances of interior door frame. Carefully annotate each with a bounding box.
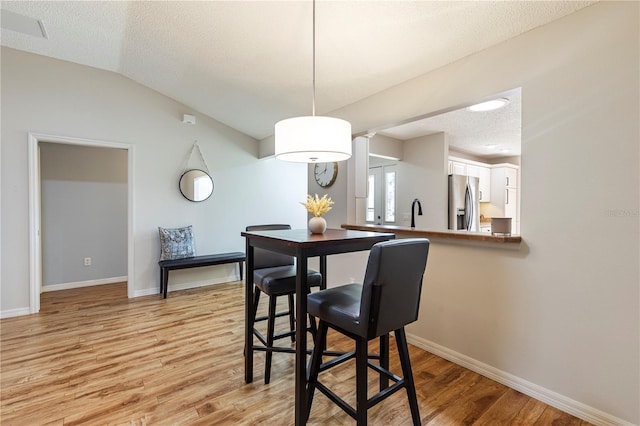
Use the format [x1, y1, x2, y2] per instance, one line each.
[366, 164, 397, 226]
[366, 166, 383, 225]
[28, 133, 135, 313]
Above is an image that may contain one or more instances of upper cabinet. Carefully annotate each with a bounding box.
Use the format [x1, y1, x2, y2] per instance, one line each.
[504, 167, 517, 188]
[466, 165, 491, 202]
[448, 157, 491, 202]
[449, 160, 467, 176]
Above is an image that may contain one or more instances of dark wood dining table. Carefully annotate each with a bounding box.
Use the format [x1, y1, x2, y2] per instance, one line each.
[241, 227, 395, 425]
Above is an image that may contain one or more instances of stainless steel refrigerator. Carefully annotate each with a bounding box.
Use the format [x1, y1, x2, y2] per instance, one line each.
[448, 174, 480, 232]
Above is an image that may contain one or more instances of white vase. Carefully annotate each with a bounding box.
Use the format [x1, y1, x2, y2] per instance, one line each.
[308, 216, 327, 234]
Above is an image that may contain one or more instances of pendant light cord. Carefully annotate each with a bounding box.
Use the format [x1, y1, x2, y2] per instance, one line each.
[312, 0, 316, 117]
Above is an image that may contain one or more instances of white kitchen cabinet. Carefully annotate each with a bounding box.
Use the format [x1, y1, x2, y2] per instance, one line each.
[505, 187, 517, 225]
[479, 166, 491, 202]
[449, 157, 491, 202]
[505, 167, 517, 188]
[466, 165, 491, 202]
[450, 161, 466, 175]
[490, 165, 519, 234]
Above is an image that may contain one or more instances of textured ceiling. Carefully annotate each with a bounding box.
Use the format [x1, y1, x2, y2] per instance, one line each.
[378, 88, 522, 158]
[1, 1, 596, 155]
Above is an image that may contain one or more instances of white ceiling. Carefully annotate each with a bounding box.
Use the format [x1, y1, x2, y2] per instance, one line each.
[1, 1, 596, 154]
[377, 87, 522, 158]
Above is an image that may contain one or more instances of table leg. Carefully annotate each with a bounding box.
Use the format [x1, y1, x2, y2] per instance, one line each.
[244, 242, 254, 383]
[160, 267, 164, 297]
[294, 255, 308, 425]
[319, 255, 327, 290]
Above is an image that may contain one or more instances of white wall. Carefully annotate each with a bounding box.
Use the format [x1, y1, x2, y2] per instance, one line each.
[366, 132, 448, 229]
[40, 143, 127, 286]
[369, 133, 403, 160]
[332, 2, 639, 424]
[1, 47, 308, 313]
[1, 2, 637, 424]
[307, 160, 349, 230]
[396, 132, 448, 230]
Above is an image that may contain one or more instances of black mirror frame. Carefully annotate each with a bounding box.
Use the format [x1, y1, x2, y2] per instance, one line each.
[179, 169, 214, 202]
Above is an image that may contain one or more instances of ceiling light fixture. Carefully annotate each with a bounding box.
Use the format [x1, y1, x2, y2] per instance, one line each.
[468, 98, 510, 112]
[274, 0, 352, 163]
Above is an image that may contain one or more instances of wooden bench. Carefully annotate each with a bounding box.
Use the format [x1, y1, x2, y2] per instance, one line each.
[159, 252, 246, 298]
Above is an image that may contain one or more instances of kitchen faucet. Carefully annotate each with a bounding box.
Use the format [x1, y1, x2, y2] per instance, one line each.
[411, 198, 423, 228]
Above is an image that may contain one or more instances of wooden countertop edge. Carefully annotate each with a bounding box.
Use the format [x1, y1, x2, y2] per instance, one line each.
[341, 224, 522, 244]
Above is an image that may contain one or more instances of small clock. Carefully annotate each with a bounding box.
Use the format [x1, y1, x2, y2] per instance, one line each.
[314, 162, 338, 188]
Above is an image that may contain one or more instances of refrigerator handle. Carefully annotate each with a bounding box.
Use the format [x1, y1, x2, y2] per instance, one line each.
[464, 185, 472, 231]
[469, 190, 473, 231]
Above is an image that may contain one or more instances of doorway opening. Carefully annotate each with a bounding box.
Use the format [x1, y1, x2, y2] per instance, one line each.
[366, 160, 397, 226]
[28, 133, 134, 314]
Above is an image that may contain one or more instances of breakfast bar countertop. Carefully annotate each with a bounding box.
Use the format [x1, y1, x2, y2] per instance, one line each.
[341, 224, 522, 244]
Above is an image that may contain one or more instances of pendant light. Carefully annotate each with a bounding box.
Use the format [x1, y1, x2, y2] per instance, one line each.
[275, 0, 352, 163]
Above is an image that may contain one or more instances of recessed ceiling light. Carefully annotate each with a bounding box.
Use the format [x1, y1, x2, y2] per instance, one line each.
[500, 148, 510, 153]
[484, 144, 497, 149]
[468, 98, 510, 112]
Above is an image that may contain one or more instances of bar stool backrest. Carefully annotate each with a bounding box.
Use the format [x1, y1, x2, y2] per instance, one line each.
[245, 224, 295, 269]
[360, 238, 430, 339]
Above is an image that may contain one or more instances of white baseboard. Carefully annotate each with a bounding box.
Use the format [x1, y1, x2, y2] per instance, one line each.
[133, 275, 242, 298]
[135, 287, 161, 297]
[42, 276, 128, 292]
[406, 333, 636, 426]
[2, 275, 241, 317]
[0, 307, 32, 319]
[0, 277, 128, 318]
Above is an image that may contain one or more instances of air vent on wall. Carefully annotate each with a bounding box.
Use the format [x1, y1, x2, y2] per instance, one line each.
[1, 9, 48, 39]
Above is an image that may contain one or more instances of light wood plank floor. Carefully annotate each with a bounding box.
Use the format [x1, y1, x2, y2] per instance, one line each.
[1, 282, 591, 425]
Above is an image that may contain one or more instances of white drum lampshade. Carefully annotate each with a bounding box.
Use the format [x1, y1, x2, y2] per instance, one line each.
[275, 116, 352, 163]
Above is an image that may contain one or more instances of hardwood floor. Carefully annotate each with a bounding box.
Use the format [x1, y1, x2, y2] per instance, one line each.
[1, 282, 591, 425]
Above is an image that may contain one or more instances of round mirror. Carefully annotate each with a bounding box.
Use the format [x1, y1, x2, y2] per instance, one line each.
[179, 169, 214, 202]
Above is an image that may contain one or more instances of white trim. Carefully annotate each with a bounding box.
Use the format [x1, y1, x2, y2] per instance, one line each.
[41, 276, 128, 292]
[28, 133, 135, 314]
[28, 134, 41, 314]
[135, 287, 163, 298]
[0, 307, 32, 319]
[135, 276, 241, 298]
[127, 144, 135, 299]
[406, 333, 636, 426]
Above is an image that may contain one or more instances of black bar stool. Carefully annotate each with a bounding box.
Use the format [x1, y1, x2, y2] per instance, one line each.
[247, 224, 322, 384]
[306, 238, 430, 425]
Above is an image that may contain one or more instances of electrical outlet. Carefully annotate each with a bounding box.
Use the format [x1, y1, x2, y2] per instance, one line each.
[84, 257, 92, 266]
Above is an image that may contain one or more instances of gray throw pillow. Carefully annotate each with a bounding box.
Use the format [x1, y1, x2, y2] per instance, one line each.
[158, 225, 195, 261]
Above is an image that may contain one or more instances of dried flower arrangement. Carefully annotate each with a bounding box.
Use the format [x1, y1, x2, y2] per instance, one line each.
[301, 194, 334, 217]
